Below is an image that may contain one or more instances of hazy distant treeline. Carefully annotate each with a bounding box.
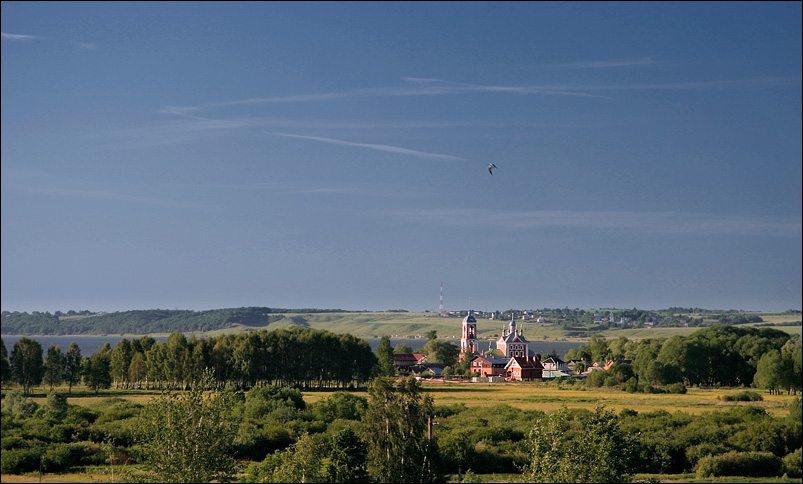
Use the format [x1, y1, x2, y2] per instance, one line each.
[0, 307, 351, 335]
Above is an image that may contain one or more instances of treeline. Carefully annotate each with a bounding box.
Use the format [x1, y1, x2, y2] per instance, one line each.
[566, 325, 802, 393]
[3, 327, 376, 394]
[0, 306, 351, 335]
[461, 308, 800, 329]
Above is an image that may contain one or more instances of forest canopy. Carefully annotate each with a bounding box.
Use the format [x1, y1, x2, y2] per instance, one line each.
[0, 307, 351, 335]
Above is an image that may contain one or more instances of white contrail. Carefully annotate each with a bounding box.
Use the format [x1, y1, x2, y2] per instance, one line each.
[269, 132, 466, 161]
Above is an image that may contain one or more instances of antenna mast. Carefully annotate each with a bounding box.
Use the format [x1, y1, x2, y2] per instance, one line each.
[439, 282, 444, 315]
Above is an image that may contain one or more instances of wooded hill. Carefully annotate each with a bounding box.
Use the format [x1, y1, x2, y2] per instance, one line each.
[0, 307, 354, 335]
[2, 307, 800, 339]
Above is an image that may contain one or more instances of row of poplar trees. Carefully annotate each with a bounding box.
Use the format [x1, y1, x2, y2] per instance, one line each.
[2, 327, 377, 395]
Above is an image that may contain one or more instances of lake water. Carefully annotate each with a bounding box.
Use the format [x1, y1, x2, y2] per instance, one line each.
[1, 335, 168, 356]
[2, 335, 583, 359]
[373, 338, 582, 359]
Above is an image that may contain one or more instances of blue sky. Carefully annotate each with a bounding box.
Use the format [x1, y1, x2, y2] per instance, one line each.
[2, 2, 801, 314]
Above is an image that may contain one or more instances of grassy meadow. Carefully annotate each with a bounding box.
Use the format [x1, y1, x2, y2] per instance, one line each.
[196, 310, 801, 342]
[303, 381, 799, 418]
[14, 380, 798, 418]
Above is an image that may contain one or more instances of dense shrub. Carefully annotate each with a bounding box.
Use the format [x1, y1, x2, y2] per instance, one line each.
[665, 382, 687, 394]
[4, 391, 39, 417]
[783, 448, 802, 478]
[47, 423, 78, 442]
[695, 451, 783, 478]
[719, 391, 763, 402]
[309, 391, 367, 422]
[93, 406, 141, 424]
[66, 441, 106, 466]
[65, 405, 99, 425]
[685, 442, 730, 468]
[42, 443, 76, 472]
[1, 434, 26, 450]
[0, 447, 40, 474]
[623, 377, 639, 393]
[730, 419, 802, 456]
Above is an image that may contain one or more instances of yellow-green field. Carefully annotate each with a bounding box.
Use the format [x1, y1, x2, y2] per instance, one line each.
[302, 381, 799, 418]
[13, 381, 797, 418]
[210, 311, 802, 342]
[10, 311, 801, 343]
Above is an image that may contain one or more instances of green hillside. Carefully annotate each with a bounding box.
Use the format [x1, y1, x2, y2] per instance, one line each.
[2, 307, 800, 341]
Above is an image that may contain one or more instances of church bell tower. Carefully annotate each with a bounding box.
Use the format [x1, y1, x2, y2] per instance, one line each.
[461, 311, 478, 356]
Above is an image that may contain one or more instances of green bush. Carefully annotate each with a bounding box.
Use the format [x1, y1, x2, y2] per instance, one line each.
[0, 447, 40, 474]
[622, 377, 639, 393]
[784, 448, 802, 478]
[1, 434, 26, 451]
[4, 391, 39, 417]
[42, 443, 76, 472]
[719, 391, 763, 402]
[665, 382, 687, 394]
[695, 451, 783, 478]
[94, 406, 141, 424]
[47, 423, 78, 443]
[685, 442, 730, 468]
[66, 441, 106, 466]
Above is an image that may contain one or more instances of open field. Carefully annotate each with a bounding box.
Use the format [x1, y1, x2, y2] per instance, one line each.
[303, 381, 799, 418]
[13, 380, 798, 418]
[5, 311, 799, 345]
[212, 311, 802, 342]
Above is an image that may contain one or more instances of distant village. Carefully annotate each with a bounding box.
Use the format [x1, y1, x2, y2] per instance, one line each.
[394, 312, 629, 382]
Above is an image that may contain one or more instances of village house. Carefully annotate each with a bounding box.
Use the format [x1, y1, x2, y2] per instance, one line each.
[410, 362, 445, 377]
[470, 354, 509, 377]
[504, 356, 544, 381]
[393, 353, 426, 374]
[542, 356, 570, 377]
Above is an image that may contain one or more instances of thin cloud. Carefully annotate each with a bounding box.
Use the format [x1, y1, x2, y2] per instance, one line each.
[596, 76, 801, 91]
[163, 77, 611, 114]
[70, 40, 98, 50]
[2, 32, 42, 41]
[544, 57, 661, 69]
[2, 31, 96, 49]
[386, 208, 802, 238]
[398, 77, 612, 99]
[269, 132, 466, 161]
[158, 70, 798, 119]
[103, 118, 249, 149]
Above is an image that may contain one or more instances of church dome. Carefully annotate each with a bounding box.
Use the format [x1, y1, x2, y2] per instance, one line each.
[463, 313, 476, 323]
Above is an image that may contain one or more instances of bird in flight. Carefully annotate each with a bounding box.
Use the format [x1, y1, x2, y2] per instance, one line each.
[488, 163, 497, 175]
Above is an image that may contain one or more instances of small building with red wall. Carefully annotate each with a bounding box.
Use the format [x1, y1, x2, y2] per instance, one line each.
[470, 354, 509, 377]
[504, 356, 544, 381]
